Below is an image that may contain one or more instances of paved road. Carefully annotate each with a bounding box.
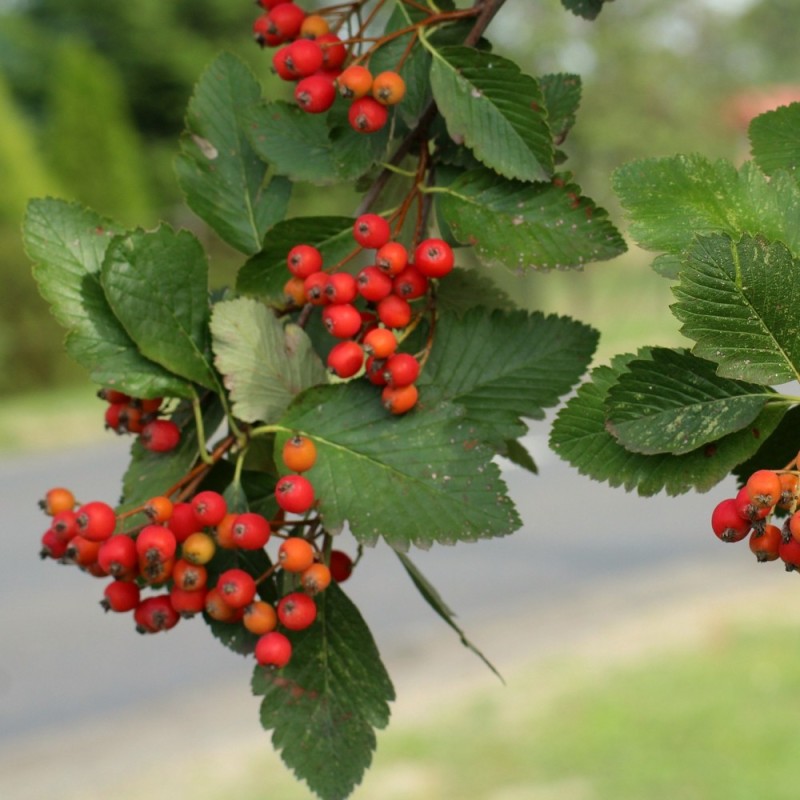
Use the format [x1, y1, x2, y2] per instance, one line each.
[0, 430, 775, 782]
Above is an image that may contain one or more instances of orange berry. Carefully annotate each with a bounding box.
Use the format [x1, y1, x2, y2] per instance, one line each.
[381, 382, 418, 414]
[300, 13, 329, 38]
[182, 531, 216, 565]
[745, 469, 782, 508]
[301, 562, 332, 594]
[336, 64, 373, 99]
[243, 600, 278, 635]
[278, 537, 316, 572]
[41, 487, 76, 516]
[371, 70, 406, 105]
[778, 473, 800, 509]
[144, 495, 173, 523]
[282, 434, 317, 472]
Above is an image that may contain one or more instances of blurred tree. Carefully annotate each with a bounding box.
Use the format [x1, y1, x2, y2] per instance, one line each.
[42, 42, 153, 226]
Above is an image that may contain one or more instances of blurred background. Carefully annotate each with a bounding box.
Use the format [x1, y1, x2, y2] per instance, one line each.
[3, 1, 800, 798]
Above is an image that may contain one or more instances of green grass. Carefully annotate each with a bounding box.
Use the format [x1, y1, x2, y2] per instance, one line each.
[189, 620, 800, 800]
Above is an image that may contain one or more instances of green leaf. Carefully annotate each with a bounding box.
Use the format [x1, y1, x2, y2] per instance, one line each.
[175, 52, 291, 254]
[605, 348, 774, 455]
[120, 395, 226, 510]
[276, 383, 521, 549]
[420, 308, 598, 442]
[561, 0, 614, 19]
[237, 216, 355, 300]
[673, 234, 800, 385]
[434, 267, 516, 315]
[429, 45, 554, 181]
[252, 583, 394, 800]
[549, 351, 788, 496]
[502, 438, 538, 474]
[749, 103, 800, 179]
[101, 226, 217, 389]
[210, 297, 326, 424]
[394, 550, 502, 680]
[540, 73, 582, 144]
[245, 101, 388, 186]
[245, 101, 339, 185]
[438, 168, 627, 270]
[613, 156, 800, 278]
[24, 198, 190, 398]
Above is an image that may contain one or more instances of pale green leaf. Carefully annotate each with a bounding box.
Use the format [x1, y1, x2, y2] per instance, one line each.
[210, 297, 326, 423]
[613, 156, 800, 277]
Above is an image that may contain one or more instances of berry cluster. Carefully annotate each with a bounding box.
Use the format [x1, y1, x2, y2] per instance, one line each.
[284, 214, 456, 414]
[99, 388, 180, 453]
[251, 1, 405, 132]
[711, 468, 800, 567]
[38, 435, 354, 670]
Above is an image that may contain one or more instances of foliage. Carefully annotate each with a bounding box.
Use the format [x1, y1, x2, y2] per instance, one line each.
[26, 1, 628, 797]
[551, 101, 800, 498]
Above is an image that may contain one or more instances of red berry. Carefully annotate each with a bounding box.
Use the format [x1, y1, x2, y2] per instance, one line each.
[191, 490, 228, 527]
[253, 14, 283, 48]
[140, 419, 181, 453]
[392, 264, 429, 299]
[167, 502, 200, 543]
[98, 535, 138, 577]
[414, 238, 454, 278]
[382, 383, 419, 414]
[231, 512, 272, 549]
[134, 595, 180, 634]
[136, 524, 177, 564]
[303, 271, 330, 305]
[64, 535, 102, 567]
[317, 33, 346, 69]
[749, 524, 782, 562]
[327, 340, 364, 378]
[266, 2, 306, 42]
[348, 96, 389, 133]
[733, 486, 771, 523]
[255, 631, 293, 668]
[101, 579, 140, 613]
[97, 388, 131, 404]
[217, 568, 257, 609]
[780, 536, 800, 570]
[172, 558, 208, 591]
[377, 294, 412, 329]
[353, 214, 390, 249]
[40, 528, 68, 560]
[169, 585, 207, 617]
[322, 303, 362, 338]
[364, 355, 388, 386]
[324, 272, 358, 304]
[277, 591, 317, 630]
[328, 549, 353, 582]
[357, 265, 393, 302]
[710, 498, 751, 542]
[383, 353, 420, 387]
[76, 501, 117, 542]
[275, 474, 315, 514]
[287, 244, 323, 279]
[50, 509, 79, 543]
[284, 38, 324, 78]
[295, 74, 336, 115]
[376, 241, 408, 276]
